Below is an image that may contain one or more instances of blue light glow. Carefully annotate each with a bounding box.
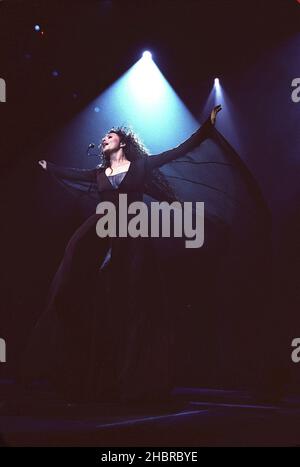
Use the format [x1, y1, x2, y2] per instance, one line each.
[48, 54, 198, 168]
[201, 75, 243, 154]
[34, 24, 41, 32]
[127, 57, 165, 107]
[91, 55, 198, 153]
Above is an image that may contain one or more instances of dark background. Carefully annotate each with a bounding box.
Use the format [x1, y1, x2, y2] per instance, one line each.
[0, 0, 299, 395]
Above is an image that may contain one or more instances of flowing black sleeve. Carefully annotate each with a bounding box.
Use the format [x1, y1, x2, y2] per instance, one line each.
[47, 161, 97, 182]
[147, 117, 213, 170]
[145, 115, 270, 233]
[46, 161, 100, 200]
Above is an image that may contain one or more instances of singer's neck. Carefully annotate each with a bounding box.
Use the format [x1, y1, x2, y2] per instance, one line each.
[110, 150, 128, 168]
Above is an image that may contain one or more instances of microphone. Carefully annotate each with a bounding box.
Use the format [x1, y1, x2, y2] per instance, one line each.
[87, 142, 98, 157]
[87, 142, 104, 166]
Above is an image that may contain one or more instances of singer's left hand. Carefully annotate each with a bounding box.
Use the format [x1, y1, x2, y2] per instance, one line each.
[210, 105, 222, 125]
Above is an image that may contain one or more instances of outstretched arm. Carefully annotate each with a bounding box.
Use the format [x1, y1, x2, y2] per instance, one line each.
[147, 105, 222, 170]
[38, 160, 97, 183]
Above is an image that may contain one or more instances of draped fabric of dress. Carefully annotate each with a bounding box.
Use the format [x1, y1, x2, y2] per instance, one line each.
[22, 117, 271, 400]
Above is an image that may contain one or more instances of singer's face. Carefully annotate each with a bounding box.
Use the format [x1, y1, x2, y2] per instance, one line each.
[101, 132, 122, 155]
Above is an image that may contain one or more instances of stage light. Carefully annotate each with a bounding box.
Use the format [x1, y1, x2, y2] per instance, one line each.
[128, 55, 164, 106]
[142, 51, 152, 60]
[34, 24, 41, 32]
[92, 53, 198, 152]
[44, 51, 198, 175]
[213, 77, 222, 101]
[52, 70, 59, 77]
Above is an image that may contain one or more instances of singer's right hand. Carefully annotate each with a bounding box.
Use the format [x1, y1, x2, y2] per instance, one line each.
[38, 160, 47, 170]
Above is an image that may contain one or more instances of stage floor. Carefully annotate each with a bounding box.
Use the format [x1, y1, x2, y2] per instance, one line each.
[0, 383, 300, 446]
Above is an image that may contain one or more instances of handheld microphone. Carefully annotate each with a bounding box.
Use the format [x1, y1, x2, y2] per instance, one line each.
[87, 142, 99, 157]
[86, 143, 104, 168]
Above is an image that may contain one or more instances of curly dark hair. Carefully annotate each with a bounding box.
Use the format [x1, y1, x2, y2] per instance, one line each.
[99, 126, 179, 202]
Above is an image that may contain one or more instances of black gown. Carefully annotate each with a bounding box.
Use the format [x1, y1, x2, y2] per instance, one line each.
[22, 117, 271, 401]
